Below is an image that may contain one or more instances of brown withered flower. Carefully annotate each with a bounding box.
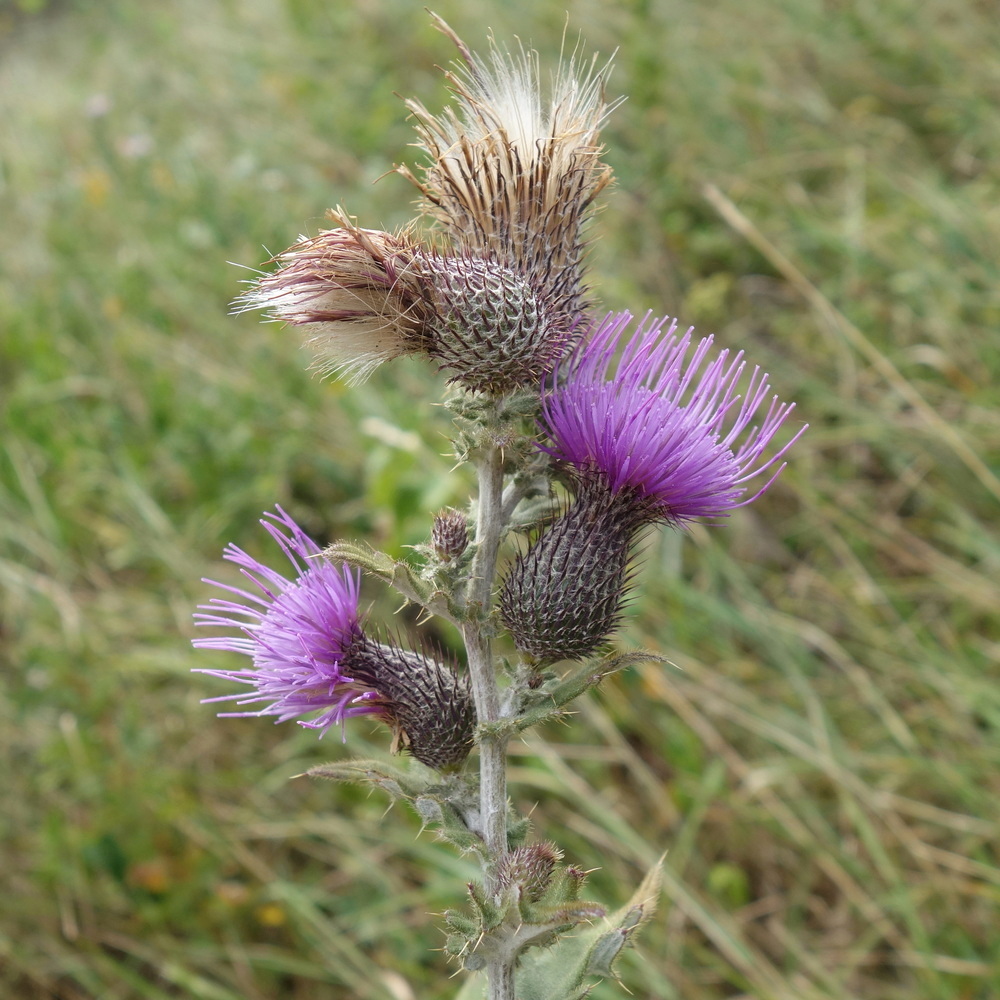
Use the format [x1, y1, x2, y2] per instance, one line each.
[235, 20, 619, 395]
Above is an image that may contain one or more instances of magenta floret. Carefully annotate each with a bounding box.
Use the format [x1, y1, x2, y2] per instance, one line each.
[541, 312, 805, 524]
[192, 507, 375, 735]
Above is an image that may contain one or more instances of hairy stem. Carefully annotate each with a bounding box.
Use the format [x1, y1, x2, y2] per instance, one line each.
[464, 440, 511, 1000]
[486, 957, 515, 1000]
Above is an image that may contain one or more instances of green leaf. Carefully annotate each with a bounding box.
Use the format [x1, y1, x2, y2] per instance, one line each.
[511, 650, 675, 733]
[323, 540, 461, 623]
[453, 972, 485, 1000]
[301, 759, 430, 800]
[516, 854, 665, 1000]
[303, 760, 484, 852]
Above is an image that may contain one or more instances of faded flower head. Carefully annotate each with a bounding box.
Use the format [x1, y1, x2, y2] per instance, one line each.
[231, 215, 427, 385]
[193, 507, 474, 769]
[235, 214, 577, 395]
[400, 15, 617, 280]
[404, 17, 620, 388]
[501, 312, 804, 662]
[234, 20, 616, 395]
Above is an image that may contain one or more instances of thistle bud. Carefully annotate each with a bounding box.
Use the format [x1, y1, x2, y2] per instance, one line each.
[495, 843, 562, 902]
[431, 509, 469, 561]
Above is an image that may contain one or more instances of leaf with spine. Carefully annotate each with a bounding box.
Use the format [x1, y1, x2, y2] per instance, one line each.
[509, 650, 674, 734]
[304, 760, 484, 853]
[507, 815, 531, 849]
[505, 492, 561, 533]
[448, 861, 606, 971]
[515, 855, 664, 1000]
[303, 759, 429, 800]
[323, 540, 463, 623]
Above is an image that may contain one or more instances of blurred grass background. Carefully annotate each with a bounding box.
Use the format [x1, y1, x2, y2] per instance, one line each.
[2, 0, 998, 997]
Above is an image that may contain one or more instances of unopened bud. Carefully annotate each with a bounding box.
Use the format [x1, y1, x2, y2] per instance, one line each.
[431, 509, 469, 561]
[496, 843, 563, 902]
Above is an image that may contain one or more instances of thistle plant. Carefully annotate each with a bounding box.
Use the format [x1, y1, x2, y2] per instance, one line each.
[194, 16, 805, 1000]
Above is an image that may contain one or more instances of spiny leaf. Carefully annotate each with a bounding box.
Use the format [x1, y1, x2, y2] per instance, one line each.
[515, 854, 665, 1000]
[302, 759, 428, 800]
[323, 539, 461, 622]
[511, 650, 675, 733]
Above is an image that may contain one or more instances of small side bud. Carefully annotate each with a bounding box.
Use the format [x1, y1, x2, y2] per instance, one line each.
[432, 509, 469, 561]
[496, 842, 563, 902]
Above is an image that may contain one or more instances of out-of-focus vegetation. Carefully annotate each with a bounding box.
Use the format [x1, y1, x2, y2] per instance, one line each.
[2, 0, 998, 997]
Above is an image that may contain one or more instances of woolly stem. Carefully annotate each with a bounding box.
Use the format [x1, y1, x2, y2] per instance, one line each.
[464, 438, 511, 1000]
[486, 957, 515, 1000]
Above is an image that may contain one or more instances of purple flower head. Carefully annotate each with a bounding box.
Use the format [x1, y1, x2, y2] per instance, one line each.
[541, 311, 805, 525]
[192, 507, 374, 736]
[193, 508, 476, 769]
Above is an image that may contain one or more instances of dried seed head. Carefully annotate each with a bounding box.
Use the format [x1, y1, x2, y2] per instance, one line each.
[232, 213, 428, 384]
[401, 16, 617, 283]
[432, 509, 470, 561]
[397, 18, 618, 389]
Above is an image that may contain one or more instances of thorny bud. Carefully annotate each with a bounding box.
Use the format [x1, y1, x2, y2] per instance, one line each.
[418, 254, 576, 396]
[499, 477, 652, 663]
[431, 509, 470, 562]
[346, 640, 476, 771]
[495, 842, 563, 902]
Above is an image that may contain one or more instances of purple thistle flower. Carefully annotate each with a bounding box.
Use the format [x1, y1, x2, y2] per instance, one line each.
[540, 311, 805, 525]
[193, 507, 475, 768]
[500, 312, 805, 663]
[192, 507, 373, 734]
